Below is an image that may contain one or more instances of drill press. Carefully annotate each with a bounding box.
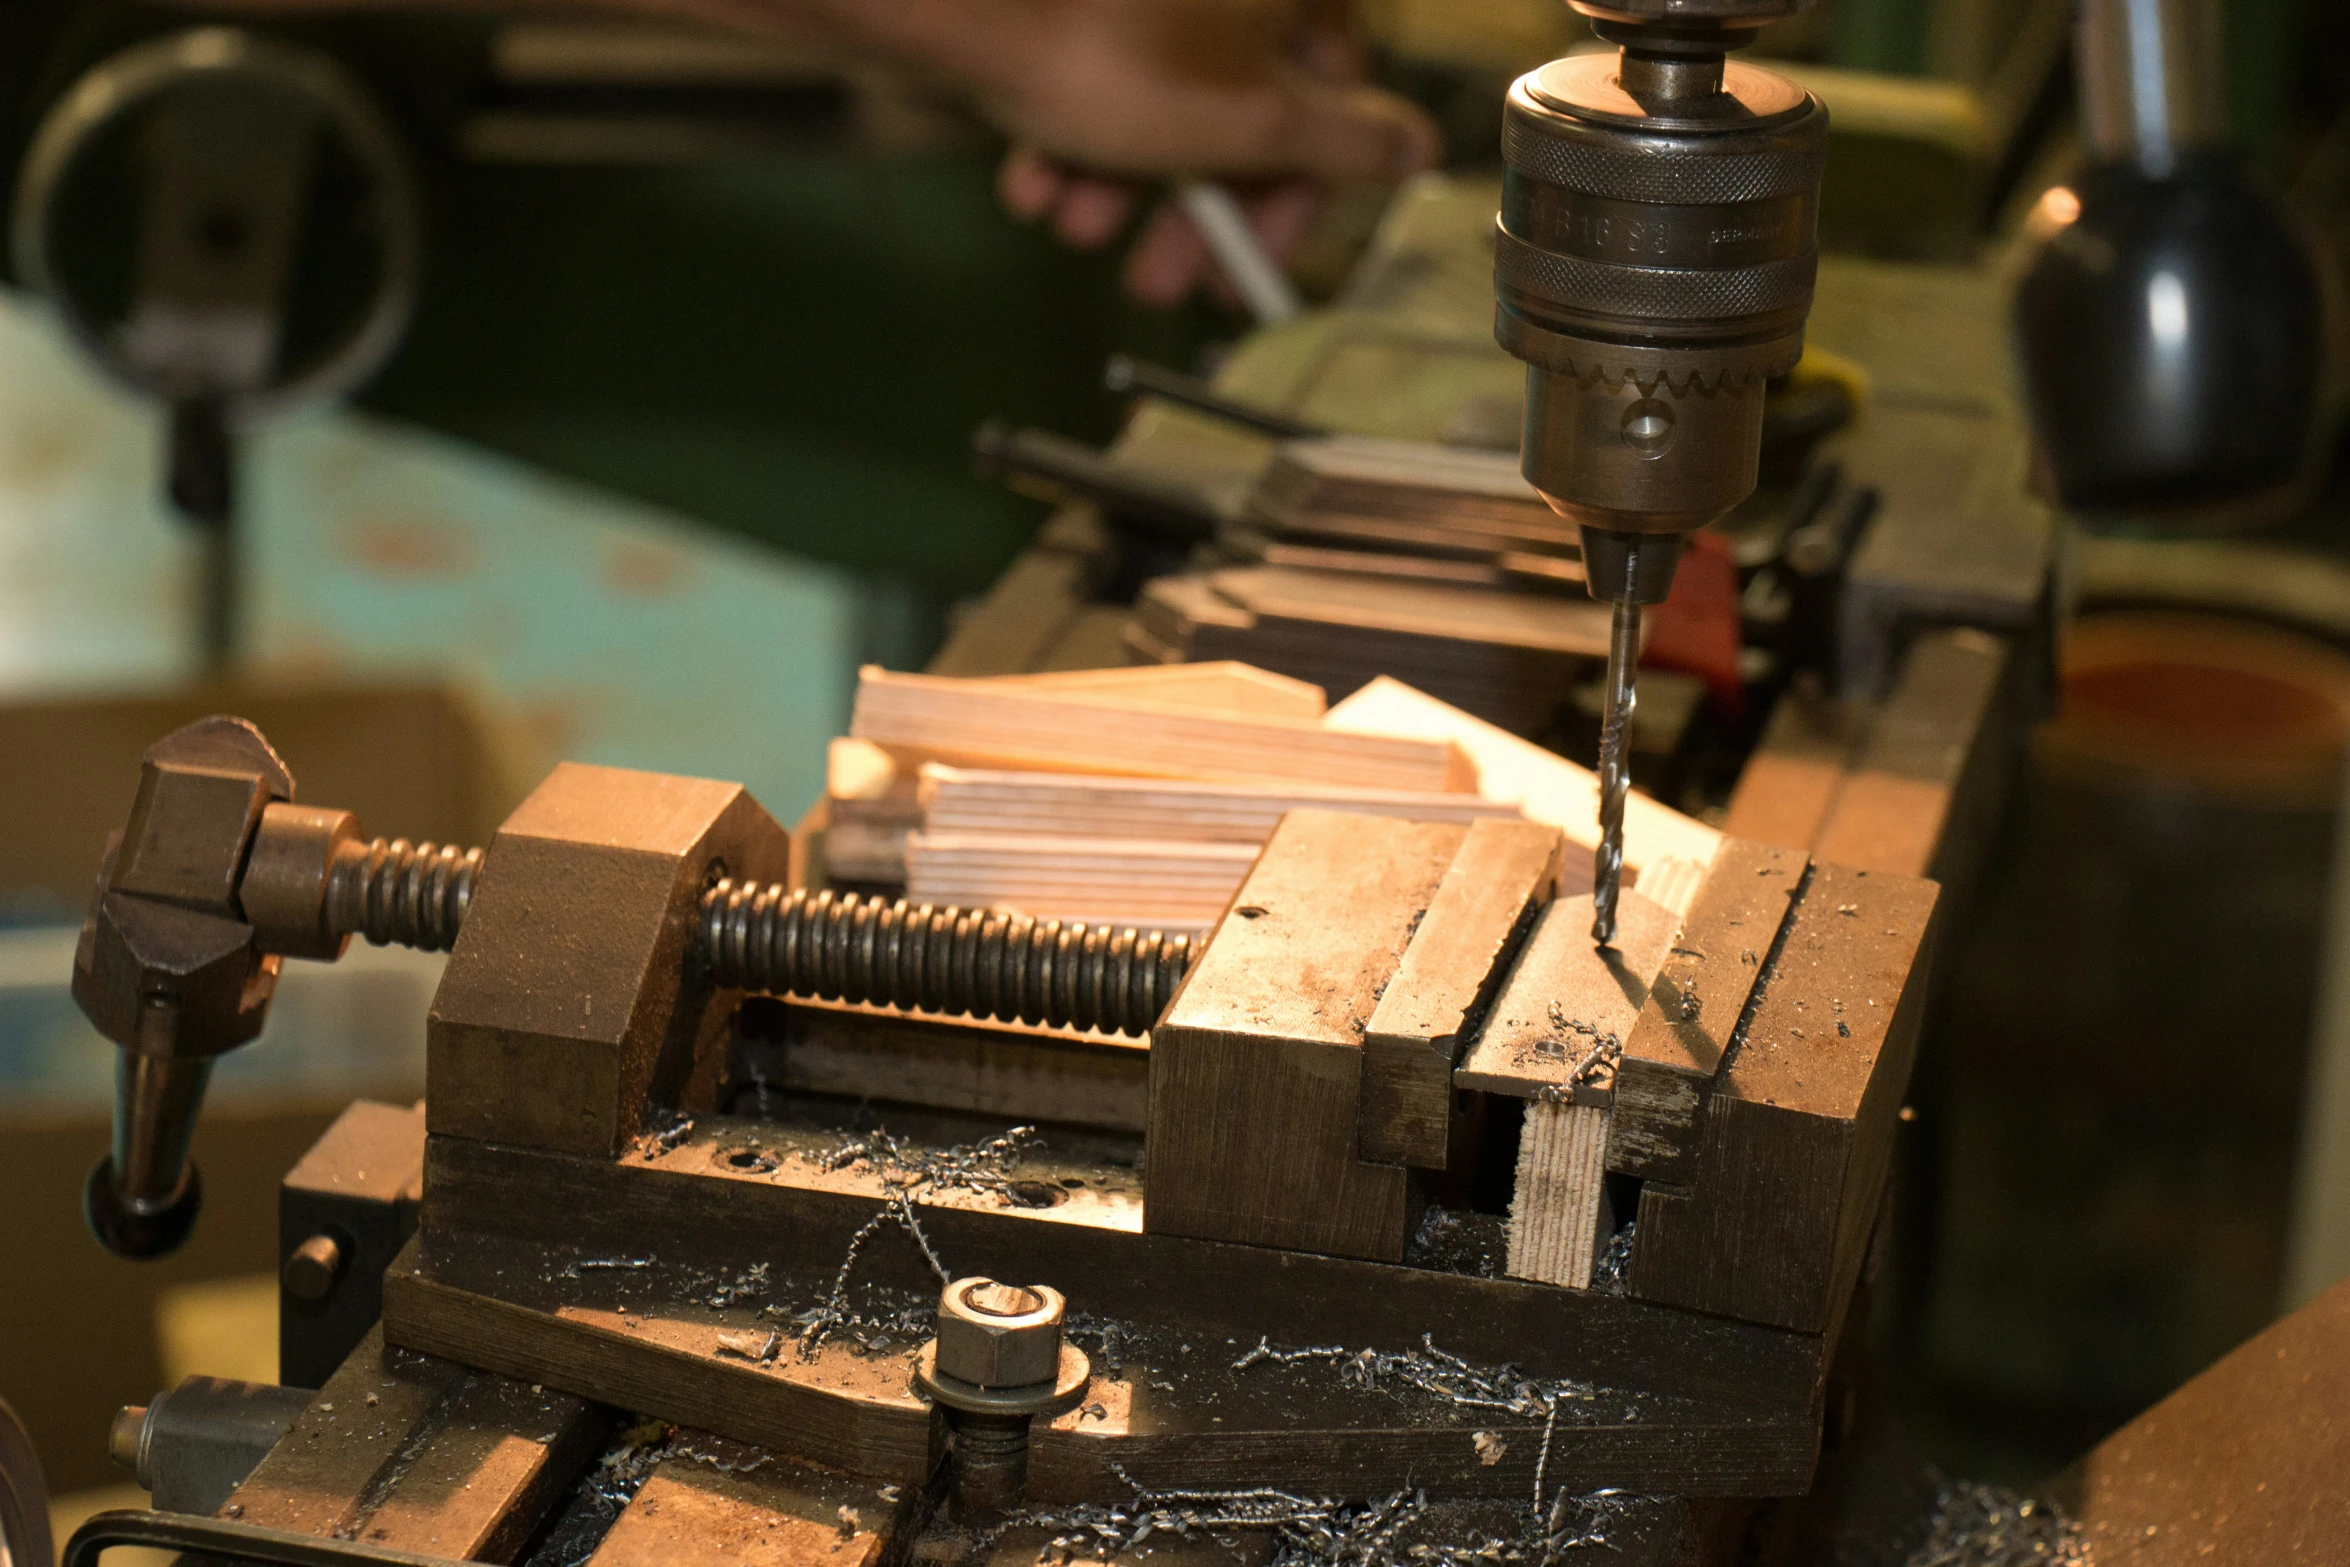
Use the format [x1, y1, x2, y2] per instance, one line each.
[1493, 3, 1826, 943]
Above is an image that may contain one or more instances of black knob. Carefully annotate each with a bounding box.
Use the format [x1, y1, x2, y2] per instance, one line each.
[2016, 151, 2326, 515]
[84, 1156, 203, 1260]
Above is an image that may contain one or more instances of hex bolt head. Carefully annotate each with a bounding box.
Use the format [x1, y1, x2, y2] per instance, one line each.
[281, 1232, 345, 1304]
[934, 1276, 1064, 1390]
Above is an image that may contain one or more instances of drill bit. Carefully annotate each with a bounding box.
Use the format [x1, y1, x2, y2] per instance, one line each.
[1591, 598, 1640, 948]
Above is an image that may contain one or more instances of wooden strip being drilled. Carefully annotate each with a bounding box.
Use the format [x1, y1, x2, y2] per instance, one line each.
[1507, 1100, 1611, 1288]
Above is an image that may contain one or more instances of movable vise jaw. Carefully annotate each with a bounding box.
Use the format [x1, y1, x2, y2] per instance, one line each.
[72, 716, 1187, 1259]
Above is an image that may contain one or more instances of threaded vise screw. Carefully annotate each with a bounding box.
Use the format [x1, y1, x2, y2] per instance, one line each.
[327, 838, 481, 952]
[699, 881, 1191, 1038]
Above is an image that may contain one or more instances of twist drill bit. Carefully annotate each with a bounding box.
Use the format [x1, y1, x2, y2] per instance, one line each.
[1591, 599, 1640, 947]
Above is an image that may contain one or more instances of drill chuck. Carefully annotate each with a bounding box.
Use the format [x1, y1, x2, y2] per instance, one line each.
[1495, 23, 1827, 601]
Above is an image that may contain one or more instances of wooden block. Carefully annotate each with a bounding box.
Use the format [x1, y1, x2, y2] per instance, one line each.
[428, 762, 795, 1156]
[1359, 819, 1563, 1168]
[352, 1373, 603, 1561]
[1626, 862, 1940, 1333]
[2051, 1276, 2350, 1566]
[826, 738, 903, 807]
[1718, 685, 1860, 854]
[1250, 436, 1574, 549]
[226, 1328, 461, 1536]
[1810, 628, 2014, 883]
[1507, 1101, 1610, 1289]
[1207, 566, 1614, 659]
[225, 1328, 597, 1562]
[1323, 677, 1720, 902]
[976, 660, 1327, 720]
[851, 667, 1474, 794]
[904, 831, 1259, 929]
[1455, 890, 1678, 1100]
[925, 509, 1101, 677]
[1145, 810, 1467, 1260]
[589, 1446, 909, 1567]
[918, 764, 1522, 845]
[820, 818, 912, 885]
[1608, 840, 1807, 1185]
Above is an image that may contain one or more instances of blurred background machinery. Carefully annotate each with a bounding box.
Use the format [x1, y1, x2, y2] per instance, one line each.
[0, 0, 2348, 1546]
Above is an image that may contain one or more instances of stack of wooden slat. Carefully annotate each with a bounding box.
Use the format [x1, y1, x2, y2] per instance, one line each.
[1243, 436, 1579, 563]
[1129, 565, 1615, 736]
[1127, 437, 1614, 735]
[816, 662, 1721, 935]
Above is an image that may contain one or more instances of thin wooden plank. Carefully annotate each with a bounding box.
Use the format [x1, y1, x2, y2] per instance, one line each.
[1206, 566, 1614, 659]
[1506, 1101, 1610, 1289]
[1608, 840, 1807, 1185]
[1456, 892, 1678, 1100]
[1323, 677, 1720, 895]
[978, 660, 1327, 719]
[918, 764, 1522, 844]
[1359, 819, 1562, 1167]
[852, 667, 1474, 793]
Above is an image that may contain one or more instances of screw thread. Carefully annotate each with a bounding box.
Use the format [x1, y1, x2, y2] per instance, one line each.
[328, 838, 481, 952]
[700, 880, 1190, 1038]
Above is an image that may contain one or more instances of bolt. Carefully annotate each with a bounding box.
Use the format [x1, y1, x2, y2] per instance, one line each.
[281, 1232, 344, 1304]
[914, 1276, 1089, 1519]
[108, 1404, 151, 1486]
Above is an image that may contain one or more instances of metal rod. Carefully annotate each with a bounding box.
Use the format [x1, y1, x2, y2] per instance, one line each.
[1175, 181, 1303, 327]
[1591, 599, 1640, 948]
[1103, 354, 1324, 440]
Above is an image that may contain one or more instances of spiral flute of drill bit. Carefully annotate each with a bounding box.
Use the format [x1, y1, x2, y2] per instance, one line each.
[1591, 601, 1640, 948]
[700, 880, 1190, 1038]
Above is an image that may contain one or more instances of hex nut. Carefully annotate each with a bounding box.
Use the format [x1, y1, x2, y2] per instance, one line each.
[934, 1277, 1064, 1390]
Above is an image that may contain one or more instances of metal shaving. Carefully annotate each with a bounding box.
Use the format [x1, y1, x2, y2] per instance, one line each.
[1019, 1474, 1655, 1567]
[1408, 1488, 1653, 1565]
[1230, 1334, 1597, 1421]
[1589, 1226, 1635, 1295]
[1524, 1005, 1623, 1091]
[629, 1111, 696, 1161]
[1904, 1481, 2090, 1567]
[1021, 1473, 1423, 1567]
[519, 1420, 673, 1567]
[787, 1123, 1041, 1355]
